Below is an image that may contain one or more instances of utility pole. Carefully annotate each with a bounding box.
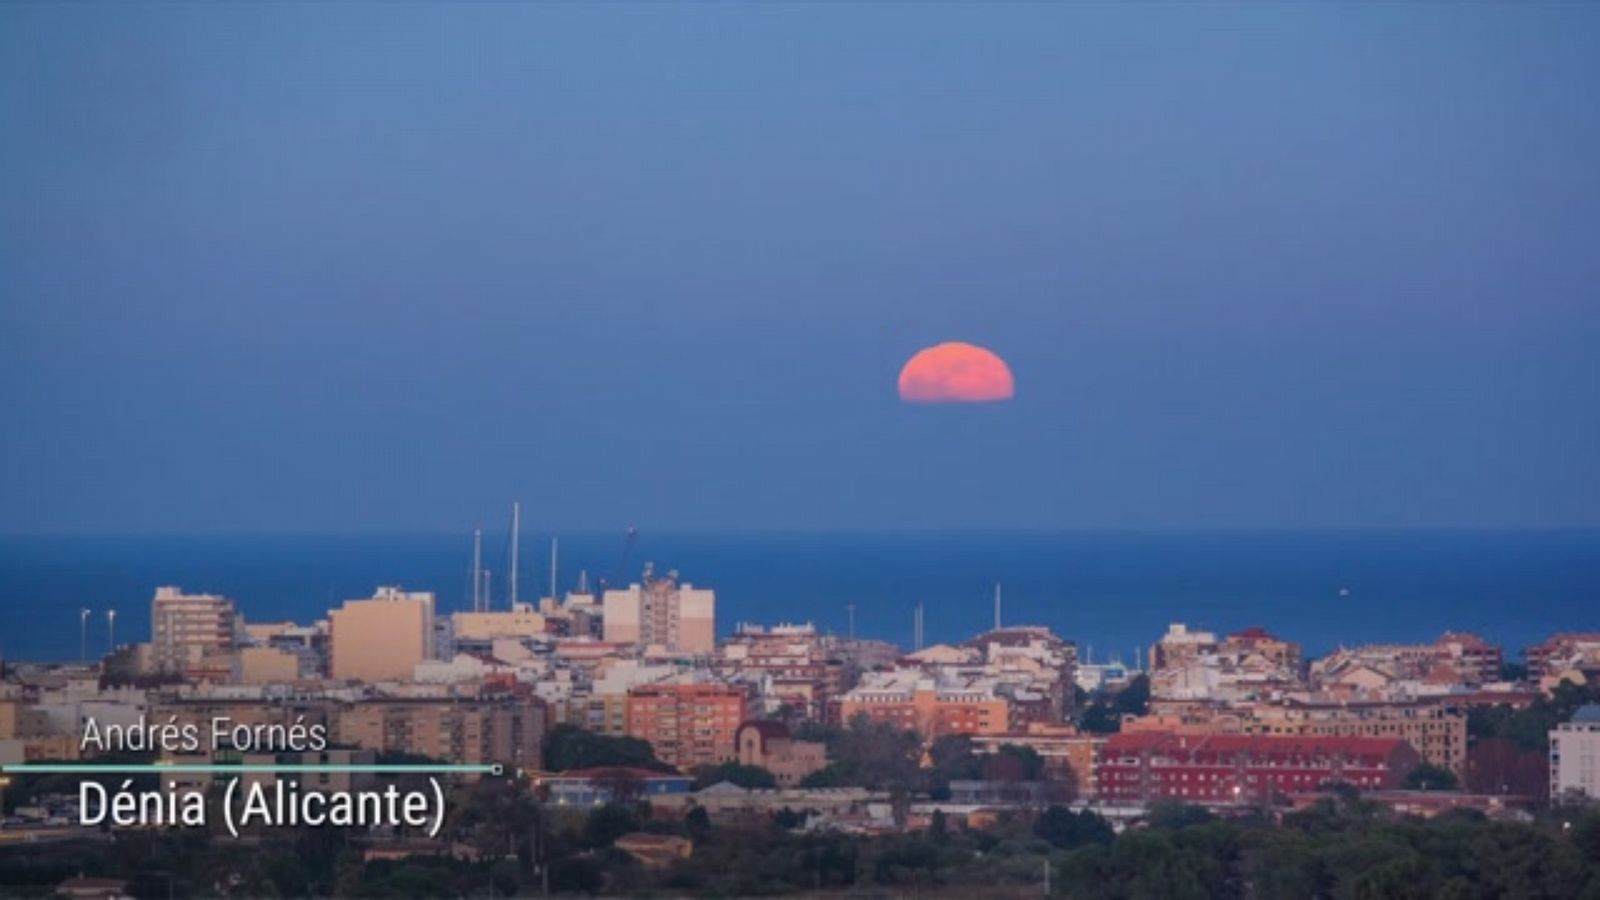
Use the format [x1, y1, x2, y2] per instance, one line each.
[994, 582, 1002, 631]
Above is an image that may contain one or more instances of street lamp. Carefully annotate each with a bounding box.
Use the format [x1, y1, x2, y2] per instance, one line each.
[79, 608, 90, 663]
[106, 609, 117, 654]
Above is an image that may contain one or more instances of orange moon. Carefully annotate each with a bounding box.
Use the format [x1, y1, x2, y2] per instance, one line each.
[898, 342, 1015, 404]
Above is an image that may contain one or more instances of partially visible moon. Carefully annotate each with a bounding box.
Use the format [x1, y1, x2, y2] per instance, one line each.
[898, 342, 1015, 404]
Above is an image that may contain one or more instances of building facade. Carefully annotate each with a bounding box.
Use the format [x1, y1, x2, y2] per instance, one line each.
[625, 681, 747, 770]
[150, 586, 237, 678]
[329, 587, 436, 681]
[1551, 705, 1600, 802]
[735, 720, 827, 786]
[603, 571, 716, 653]
[1097, 731, 1420, 806]
[838, 671, 1010, 740]
[1247, 700, 1468, 774]
[336, 697, 545, 772]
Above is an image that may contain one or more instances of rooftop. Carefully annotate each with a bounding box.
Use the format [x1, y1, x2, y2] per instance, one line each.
[1570, 705, 1600, 724]
[1106, 730, 1410, 758]
[547, 767, 688, 781]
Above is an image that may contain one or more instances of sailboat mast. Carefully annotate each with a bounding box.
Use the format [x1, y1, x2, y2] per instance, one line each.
[471, 529, 483, 612]
[509, 501, 520, 609]
[550, 536, 559, 606]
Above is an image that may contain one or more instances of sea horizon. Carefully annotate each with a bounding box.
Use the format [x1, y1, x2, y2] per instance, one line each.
[2, 528, 1595, 665]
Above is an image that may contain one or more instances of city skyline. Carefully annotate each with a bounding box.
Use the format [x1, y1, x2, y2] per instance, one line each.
[4, 4, 1599, 897]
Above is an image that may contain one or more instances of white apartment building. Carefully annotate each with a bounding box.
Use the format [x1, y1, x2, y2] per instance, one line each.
[150, 586, 238, 675]
[1551, 704, 1600, 803]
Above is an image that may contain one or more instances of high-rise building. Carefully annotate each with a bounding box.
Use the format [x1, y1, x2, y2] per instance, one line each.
[329, 587, 435, 682]
[149, 586, 237, 677]
[626, 680, 747, 770]
[603, 570, 715, 653]
[1551, 705, 1600, 803]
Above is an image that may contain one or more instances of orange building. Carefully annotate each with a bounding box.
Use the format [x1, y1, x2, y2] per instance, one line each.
[626, 681, 748, 770]
[970, 724, 1104, 798]
[838, 672, 1010, 740]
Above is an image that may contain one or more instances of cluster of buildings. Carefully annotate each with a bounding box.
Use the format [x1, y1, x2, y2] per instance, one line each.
[839, 626, 1080, 740]
[5, 576, 1600, 825]
[1527, 633, 1600, 691]
[1116, 624, 1535, 779]
[2, 573, 857, 784]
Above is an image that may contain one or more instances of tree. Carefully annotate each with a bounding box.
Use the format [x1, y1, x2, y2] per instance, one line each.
[685, 806, 712, 841]
[800, 715, 920, 790]
[1144, 801, 1216, 830]
[543, 723, 671, 772]
[983, 744, 1046, 783]
[1079, 675, 1152, 734]
[1079, 703, 1123, 734]
[1114, 675, 1151, 717]
[1468, 680, 1599, 754]
[925, 734, 984, 798]
[549, 856, 605, 893]
[1404, 762, 1460, 792]
[1569, 811, 1600, 865]
[1034, 805, 1114, 850]
[1466, 737, 1548, 797]
[583, 803, 640, 848]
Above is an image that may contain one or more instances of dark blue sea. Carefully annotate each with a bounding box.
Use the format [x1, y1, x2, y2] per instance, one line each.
[1, 531, 1596, 664]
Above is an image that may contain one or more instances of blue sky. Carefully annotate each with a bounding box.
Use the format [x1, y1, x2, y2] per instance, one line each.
[2, 3, 1597, 533]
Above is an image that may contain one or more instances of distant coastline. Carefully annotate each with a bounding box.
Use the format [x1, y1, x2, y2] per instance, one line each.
[2, 529, 1597, 663]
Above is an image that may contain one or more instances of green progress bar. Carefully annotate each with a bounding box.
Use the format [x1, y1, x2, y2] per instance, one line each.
[0, 763, 501, 774]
